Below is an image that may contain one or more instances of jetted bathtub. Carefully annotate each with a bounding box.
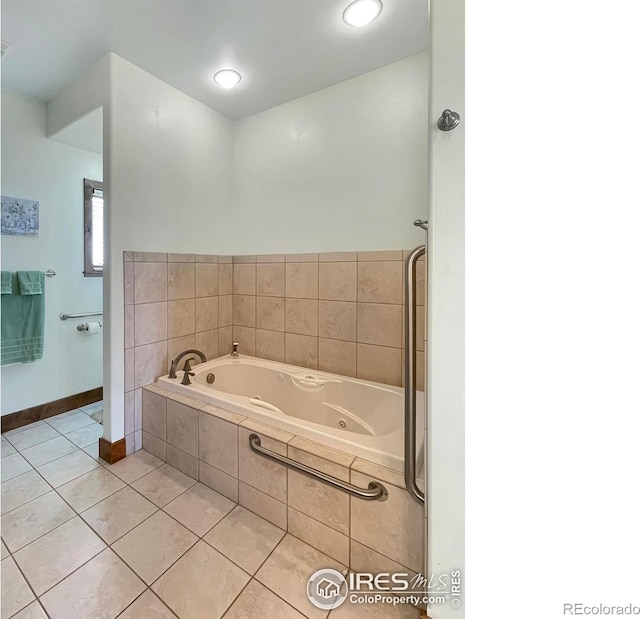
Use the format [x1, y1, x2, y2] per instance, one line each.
[158, 355, 424, 472]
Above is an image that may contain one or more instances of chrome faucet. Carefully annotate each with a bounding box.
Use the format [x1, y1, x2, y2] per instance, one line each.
[231, 342, 239, 357]
[168, 349, 207, 379]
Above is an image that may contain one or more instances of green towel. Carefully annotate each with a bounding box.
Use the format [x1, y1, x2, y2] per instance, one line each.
[17, 271, 43, 295]
[1, 272, 45, 364]
[1, 271, 12, 295]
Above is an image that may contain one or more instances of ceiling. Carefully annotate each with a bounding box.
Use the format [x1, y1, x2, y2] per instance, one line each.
[1, 0, 427, 120]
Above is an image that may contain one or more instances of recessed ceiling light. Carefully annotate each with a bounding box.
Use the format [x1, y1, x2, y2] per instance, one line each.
[343, 0, 383, 27]
[213, 69, 241, 89]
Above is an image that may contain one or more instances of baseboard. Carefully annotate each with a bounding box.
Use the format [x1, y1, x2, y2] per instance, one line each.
[1, 387, 103, 433]
[98, 437, 126, 464]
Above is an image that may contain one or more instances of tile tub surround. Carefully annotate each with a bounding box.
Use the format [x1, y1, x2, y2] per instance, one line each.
[231, 251, 425, 389]
[143, 384, 425, 574]
[124, 252, 233, 456]
[127, 248, 424, 451]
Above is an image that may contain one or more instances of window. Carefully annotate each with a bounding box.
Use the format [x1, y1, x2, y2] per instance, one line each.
[84, 178, 104, 277]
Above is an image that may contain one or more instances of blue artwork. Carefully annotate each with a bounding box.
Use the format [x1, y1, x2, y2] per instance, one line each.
[1, 195, 40, 237]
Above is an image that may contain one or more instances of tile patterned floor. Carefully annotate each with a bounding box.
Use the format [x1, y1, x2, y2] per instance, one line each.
[1, 405, 418, 618]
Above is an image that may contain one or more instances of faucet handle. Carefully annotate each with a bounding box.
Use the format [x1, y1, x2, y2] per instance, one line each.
[181, 371, 195, 386]
[168, 359, 177, 379]
[232, 342, 239, 356]
[183, 357, 195, 372]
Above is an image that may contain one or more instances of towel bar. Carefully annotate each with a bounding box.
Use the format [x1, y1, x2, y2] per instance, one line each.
[60, 311, 103, 321]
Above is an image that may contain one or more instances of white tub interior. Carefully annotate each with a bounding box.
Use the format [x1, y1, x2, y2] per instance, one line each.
[158, 355, 424, 472]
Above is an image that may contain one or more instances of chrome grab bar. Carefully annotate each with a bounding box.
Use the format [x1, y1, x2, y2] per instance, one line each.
[60, 311, 103, 321]
[248, 434, 388, 501]
[405, 245, 426, 505]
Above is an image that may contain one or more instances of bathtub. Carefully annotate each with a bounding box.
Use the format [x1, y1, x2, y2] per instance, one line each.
[158, 355, 424, 472]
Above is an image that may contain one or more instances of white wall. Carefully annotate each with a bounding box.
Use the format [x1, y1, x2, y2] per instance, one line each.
[426, 0, 465, 616]
[103, 54, 234, 441]
[1, 90, 103, 414]
[227, 53, 428, 255]
[44, 50, 427, 445]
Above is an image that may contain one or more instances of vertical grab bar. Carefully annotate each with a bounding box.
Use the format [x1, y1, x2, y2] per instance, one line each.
[405, 244, 426, 505]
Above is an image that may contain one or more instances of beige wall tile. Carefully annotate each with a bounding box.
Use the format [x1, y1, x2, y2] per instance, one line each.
[318, 339, 356, 377]
[195, 297, 218, 333]
[233, 326, 255, 355]
[357, 303, 403, 348]
[255, 330, 285, 362]
[358, 261, 403, 304]
[166, 445, 198, 480]
[256, 297, 284, 331]
[201, 405, 246, 426]
[318, 300, 356, 341]
[350, 458, 405, 490]
[234, 264, 256, 294]
[416, 304, 425, 351]
[123, 251, 133, 262]
[125, 391, 135, 435]
[168, 263, 195, 300]
[357, 250, 403, 261]
[199, 461, 238, 502]
[350, 470, 424, 572]
[285, 263, 318, 299]
[257, 254, 285, 263]
[219, 326, 234, 356]
[124, 305, 134, 349]
[287, 507, 349, 566]
[285, 253, 318, 263]
[195, 330, 219, 361]
[350, 540, 418, 579]
[199, 411, 238, 477]
[124, 262, 134, 306]
[285, 334, 318, 369]
[256, 263, 285, 297]
[219, 264, 233, 296]
[234, 295, 256, 327]
[219, 295, 233, 327]
[416, 256, 426, 306]
[134, 303, 168, 347]
[287, 467, 349, 535]
[319, 252, 358, 262]
[319, 262, 357, 301]
[285, 299, 318, 336]
[238, 482, 286, 529]
[134, 341, 168, 389]
[238, 427, 287, 502]
[125, 348, 135, 392]
[167, 299, 195, 339]
[142, 432, 167, 461]
[142, 387, 167, 441]
[166, 399, 199, 457]
[134, 252, 167, 262]
[168, 253, 194, 263]
[167, 335, 196, 372]
[356, 343, 402, 386]
[195, 254, 219, 263]
[239, 419, 294, 444]
[288, 437, 355, 469]
[134, 263, 167, 304]
[233, 255, 257, 264]
[195, 263, 219, 297]
[219, 255, 233, 264]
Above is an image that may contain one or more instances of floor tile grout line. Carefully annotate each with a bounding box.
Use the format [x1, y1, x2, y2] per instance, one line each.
[6, 452, 347, 619]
